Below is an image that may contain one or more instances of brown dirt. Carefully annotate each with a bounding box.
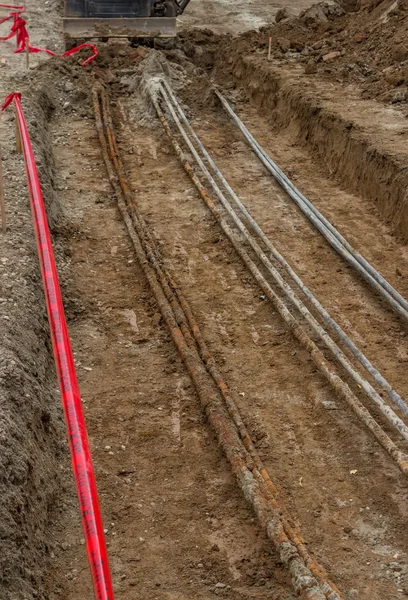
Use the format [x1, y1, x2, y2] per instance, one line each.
[114, 50, 408, 599]
[208, 54, 408, 241]
[178, 0, 315, 34]
[1, 1, 408, 599]
[177, 10, 408, 240]
[42, 81, 295, 600]
[184, 0, 408, 106]
[0, 6, 70, 596]
[43, 45, 408, 600]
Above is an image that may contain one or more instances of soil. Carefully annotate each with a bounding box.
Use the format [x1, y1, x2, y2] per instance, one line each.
[0, 1, 408, 600]
[183, 0, 408, 106]
[0, 2, 69, 597]
[178, 0, 314, 34]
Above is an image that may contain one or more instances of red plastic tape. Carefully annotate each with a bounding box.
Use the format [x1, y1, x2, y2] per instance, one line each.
[0, 4, 98, 65]
[2, 92, 114, 600]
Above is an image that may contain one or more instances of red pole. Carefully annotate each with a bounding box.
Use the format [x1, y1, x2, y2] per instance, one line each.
[2, 93, 115, 600]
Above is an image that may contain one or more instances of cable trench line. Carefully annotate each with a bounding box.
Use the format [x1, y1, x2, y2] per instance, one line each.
[162, 80, 408, 420]
[92, 82, 343, 600]
[146, 77, 408, 478]
[157, 80, 408, 441]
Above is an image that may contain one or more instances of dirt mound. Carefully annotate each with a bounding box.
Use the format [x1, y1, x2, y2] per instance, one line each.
[264, 0, 408, 105]
[181, 0, 408, 106]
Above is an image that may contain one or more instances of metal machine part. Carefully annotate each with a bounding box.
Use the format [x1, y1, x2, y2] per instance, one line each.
[64, 0, 191, 39]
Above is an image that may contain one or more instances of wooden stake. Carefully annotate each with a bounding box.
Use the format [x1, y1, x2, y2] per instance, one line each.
[0, 149, 6, 234]
[15, 107, 22, 153]
[26, 43, 30, 69]
[268, 37, 272, 61]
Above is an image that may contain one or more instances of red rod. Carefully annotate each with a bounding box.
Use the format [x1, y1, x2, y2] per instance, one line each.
[2, 93, 115, 600]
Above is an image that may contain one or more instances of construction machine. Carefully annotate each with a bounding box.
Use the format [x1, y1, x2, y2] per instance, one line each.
[64, 0, 191, 40]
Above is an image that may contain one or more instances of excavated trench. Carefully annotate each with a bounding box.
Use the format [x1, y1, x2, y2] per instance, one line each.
[1, 33, 408, 600]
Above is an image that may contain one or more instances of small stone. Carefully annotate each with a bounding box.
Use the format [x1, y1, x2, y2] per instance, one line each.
[215, 583, 227, 589]
[321, 400, 338, 410]
[384, 67, 405, 86]
[391, 90, 408, 104]
[129, 46, 148, 60]
[277, 37, 291, 53]
[305, 60, 317, 74]
[290, 40, 304, 52]
[353, 33, 366, 43]
[338, 0, 361, 11]
[61, 542, 69, 551]
[301, 4, 328, 26]
[211, 543, 220, 552]
[322, 51, 341, 62]
[152, 313, 162, 327]
[275, 7, 289, 22]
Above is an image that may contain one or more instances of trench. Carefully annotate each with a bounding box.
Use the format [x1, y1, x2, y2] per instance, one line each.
[1, 32, 408, 600]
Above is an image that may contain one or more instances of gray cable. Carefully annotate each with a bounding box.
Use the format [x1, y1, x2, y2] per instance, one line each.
[214, 89, 408, 323]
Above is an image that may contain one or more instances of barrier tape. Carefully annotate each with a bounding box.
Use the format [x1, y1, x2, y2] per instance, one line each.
[2, 92, 114, 600]
[0, 4, 98, 65]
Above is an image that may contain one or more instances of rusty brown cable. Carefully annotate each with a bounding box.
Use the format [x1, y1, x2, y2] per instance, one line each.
[93, 83, 334, 600]
[148, 88, 408, 479]
[98, 85, 342, 600]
